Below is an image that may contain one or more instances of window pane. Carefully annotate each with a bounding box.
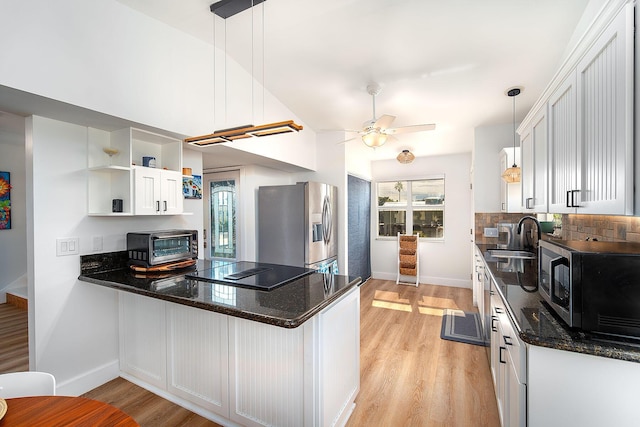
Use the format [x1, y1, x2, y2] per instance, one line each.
[378, 210, 406, 236]
[412, 179, 444, 206]
[378, 181, 407, 206]
[413, 210, 444, 238]
[210, 180, 236, 259]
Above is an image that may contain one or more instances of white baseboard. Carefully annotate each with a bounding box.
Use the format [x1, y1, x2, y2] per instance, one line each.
[55, 360, 120, 396]
[371, 272, 471, 288]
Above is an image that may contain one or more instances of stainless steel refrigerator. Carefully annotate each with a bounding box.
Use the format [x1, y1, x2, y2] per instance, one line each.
[258, 181, 338, 273]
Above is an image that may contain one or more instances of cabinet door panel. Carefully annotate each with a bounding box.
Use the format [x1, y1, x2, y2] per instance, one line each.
[577, 5, 633, 214]
[548, 72, 577, 213]
[161, 170, 183, 214]
[134, 167, 161, 215]
[520, 128, 534, 211]
[532, 109, 548, 212]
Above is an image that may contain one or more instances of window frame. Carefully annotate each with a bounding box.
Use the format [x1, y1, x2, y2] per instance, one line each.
[375, 174, 445, 241]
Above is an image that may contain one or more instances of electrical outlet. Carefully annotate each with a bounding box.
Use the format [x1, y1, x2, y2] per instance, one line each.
[56, 238, 80, 256]
[93, 236, 103, 252]
[484, 227, 499, 238]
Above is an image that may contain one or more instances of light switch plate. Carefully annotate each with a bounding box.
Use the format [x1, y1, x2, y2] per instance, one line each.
[56, 237, 80, 256]
[484, 227, 499, 238]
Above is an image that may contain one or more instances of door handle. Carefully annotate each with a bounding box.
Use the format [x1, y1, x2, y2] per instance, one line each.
[163, 201, 167, 212]
[526, 197, 533, 209]
[503, 335, 513, 346]
[491, 316, 498, 332]
[499, 347, 506, 364]
[156, 201, 160, 212]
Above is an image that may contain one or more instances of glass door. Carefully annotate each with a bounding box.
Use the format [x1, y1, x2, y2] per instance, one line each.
[204, 170, 239, 261]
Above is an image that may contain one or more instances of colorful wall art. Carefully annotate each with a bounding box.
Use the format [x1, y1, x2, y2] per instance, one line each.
[183, 174, 202, 199]
[0, 171, 11, 230]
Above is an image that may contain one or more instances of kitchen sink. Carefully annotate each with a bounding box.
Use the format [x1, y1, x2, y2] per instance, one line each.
[487, 249, 536, 260]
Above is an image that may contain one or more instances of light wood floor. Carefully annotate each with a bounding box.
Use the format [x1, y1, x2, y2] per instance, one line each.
[0, 303, 29, 373]
[1, 280, 500, 426]
[345, 279, 500, 427]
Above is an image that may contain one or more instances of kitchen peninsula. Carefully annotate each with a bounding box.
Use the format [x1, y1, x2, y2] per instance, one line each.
[79, 252, 362, 427]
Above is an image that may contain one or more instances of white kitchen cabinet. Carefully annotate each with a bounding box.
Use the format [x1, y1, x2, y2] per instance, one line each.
[133, 166, 183, 215]
[119, 293, 167, 390]
[166, 303, 229, 417]
[490, 279, 526, 427]
[119, 285, 361, 427]
[548, 5, 633, 215]
[520, 106, 547, 213]
[499, 147, 521, 213]
[87, 127, 183, 216]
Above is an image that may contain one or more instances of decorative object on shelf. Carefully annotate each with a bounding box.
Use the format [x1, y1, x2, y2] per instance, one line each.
[397, 149, 415, 164]
[142, 156, 156, 168]
[186, 0, 303, 147]
[396, 233, 419, 286]
[102, 147, 120, 166]
[183, 174, 203, 199]
[112, 199, 123, 213]
[0, 171, 11, 230]
[182, 167, 193, 176]
[502, 87, 522, 183]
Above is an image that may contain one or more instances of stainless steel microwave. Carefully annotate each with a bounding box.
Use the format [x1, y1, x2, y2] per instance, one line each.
[539, 239, 640, 339]
[127, 230, 198, 267]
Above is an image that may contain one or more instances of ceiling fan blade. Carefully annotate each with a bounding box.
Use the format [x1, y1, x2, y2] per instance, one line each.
[335, 136, 359, 145]
[387, 123, 436, 134]
[373, 114, 396, 130]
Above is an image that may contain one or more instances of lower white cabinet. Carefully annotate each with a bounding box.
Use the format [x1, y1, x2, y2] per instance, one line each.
[119, 286, 360, 427]
[119, 294, 166, 390]
[166, 304, 229, 416]
[490, 281, 526, 427]
[133, 166, 183, 215]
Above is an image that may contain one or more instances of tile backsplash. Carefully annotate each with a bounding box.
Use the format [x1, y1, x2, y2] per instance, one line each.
[475, 213, 640, 244]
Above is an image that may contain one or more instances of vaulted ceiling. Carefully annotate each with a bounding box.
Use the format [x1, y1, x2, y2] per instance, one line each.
[117, 0, 593, 160]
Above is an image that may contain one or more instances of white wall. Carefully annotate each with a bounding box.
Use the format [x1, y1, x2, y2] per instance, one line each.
[473, 123, 517, 212]
[27, 115, 203, 395]
[370, 153, 472, 288]
[0, 138, 27, 300]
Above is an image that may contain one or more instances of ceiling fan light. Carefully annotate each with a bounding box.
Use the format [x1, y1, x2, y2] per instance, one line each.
[362, 131, 387, 148]
[397, 149, 415, 164]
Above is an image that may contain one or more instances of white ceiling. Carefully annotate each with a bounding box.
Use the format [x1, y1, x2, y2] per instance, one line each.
[116, 0, 592, 160]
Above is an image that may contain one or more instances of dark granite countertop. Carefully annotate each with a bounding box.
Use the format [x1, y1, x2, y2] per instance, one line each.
[477, 244, 640, 363]
[78, 251, 361, 329]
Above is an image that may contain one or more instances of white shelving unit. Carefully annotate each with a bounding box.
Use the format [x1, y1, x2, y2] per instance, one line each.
[87, 127, 183, 216]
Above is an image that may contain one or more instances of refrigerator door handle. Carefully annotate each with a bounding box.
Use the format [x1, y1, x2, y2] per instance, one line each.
[322, 195, 332, 245]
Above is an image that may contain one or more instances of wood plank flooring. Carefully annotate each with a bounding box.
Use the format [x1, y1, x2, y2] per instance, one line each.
[345, 279, 500, 427]
[0, 303, 29, 373]
[0, 280, 500, 426]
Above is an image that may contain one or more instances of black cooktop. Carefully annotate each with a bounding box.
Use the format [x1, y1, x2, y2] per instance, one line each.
[186, 261, 315, 291]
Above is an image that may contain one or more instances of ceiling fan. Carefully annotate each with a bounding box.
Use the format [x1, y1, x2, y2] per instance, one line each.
[342, 83, 436, 148]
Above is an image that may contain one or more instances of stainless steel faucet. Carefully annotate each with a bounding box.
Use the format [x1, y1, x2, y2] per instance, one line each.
[517, 216, 542, 250]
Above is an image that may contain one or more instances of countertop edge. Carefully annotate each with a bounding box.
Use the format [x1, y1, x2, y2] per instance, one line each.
[79, 274, 362, 329]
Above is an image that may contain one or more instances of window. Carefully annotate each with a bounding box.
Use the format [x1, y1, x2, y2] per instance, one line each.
[377, 177, 445, 239]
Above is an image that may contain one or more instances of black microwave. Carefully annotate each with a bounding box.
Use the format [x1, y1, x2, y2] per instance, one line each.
[127, 230, 198, 267]
[539, 239, 640, 339]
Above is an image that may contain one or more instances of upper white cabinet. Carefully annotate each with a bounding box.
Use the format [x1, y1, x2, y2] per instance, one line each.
[87, 127, 183, 216]
[575, 5, 634, 214]
[520, 106, 548, 213]
[520, 1, 634, 216]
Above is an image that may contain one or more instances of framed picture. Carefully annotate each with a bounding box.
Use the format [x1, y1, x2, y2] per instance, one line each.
[0, 171, 11, 230]
[183, 174, 202, 199]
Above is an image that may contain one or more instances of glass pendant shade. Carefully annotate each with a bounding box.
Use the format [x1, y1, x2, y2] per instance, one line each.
[362, 131, 387, 148]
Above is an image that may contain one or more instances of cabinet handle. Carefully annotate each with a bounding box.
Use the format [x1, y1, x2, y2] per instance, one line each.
[491, 316, 498, 332]
[495, 307, 504, 314]
[526, 197, 533, 209]
[571, 190, 580, 207]
[501, 202, 506, 211]
[156, 201, 160, 212]
[499, 346, 506, 364]
[163, 201, 167, 212]
[503, 336, 513, 346]
[566, 191, 572, 208]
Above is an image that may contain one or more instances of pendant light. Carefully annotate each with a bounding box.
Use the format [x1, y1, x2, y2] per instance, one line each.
[185, 0, 303, 147]
[397, 149, 415, 164]
[501, 87, 522, 183]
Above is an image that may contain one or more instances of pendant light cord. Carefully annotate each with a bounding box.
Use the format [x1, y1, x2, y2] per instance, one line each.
[512, 93, 516, 167]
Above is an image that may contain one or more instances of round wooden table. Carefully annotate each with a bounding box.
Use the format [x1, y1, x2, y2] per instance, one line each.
[0, 396, 139, 426]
